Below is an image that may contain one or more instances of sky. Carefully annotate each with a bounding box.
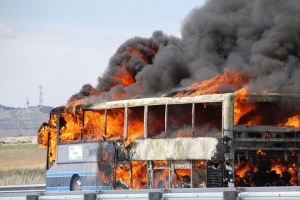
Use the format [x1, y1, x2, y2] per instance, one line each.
[0, 0, 205, 108]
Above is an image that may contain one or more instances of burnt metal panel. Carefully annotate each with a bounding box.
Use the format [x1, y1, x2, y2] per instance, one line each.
[114, 141, 130, 161]
[232, 126, 300, 151]
[83, 94, 230, 111]
[83, 93, 300, 111]
[128, 138, 220, 161]
[233, 125, 300, 133]
[206, 162, 224, 188]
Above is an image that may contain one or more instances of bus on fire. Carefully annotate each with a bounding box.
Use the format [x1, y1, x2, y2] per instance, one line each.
[37, 93, 300, 191]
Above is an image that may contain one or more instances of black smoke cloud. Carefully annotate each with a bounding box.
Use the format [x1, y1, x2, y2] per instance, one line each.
[71, 0, 300, 105]
[97, 31, 188, 95]
[181, 0, 300, 93]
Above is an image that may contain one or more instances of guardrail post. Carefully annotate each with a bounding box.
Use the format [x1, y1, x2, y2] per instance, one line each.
[26, 195, 39, 200]
[223, 190, 238, 200]
[84, 193, 97, 200]
[149, 192, 162, 200]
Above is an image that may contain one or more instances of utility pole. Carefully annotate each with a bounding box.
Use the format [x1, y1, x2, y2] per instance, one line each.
[26, 98, 30, 108]
[39, 85, 43, 107]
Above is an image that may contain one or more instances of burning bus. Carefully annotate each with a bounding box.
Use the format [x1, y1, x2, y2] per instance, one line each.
[37, 92, 300, 191]
[34, 0, 300, 193]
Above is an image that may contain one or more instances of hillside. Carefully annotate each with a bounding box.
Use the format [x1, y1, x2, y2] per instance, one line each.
[0, 105, 53, 137]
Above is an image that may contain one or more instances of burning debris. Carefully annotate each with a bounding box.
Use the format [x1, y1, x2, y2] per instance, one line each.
[235, 150, 298, 186]
[38, 0, 300, 190]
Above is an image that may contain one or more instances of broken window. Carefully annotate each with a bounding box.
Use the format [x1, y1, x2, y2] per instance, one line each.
[147, 105, 166, 139]
[194, 103, 222, 137]
[83, 110, 105, 141]
[192, 161, 207, 188]
[153, 161, 170, 189]
[167, 104, 193, 138]
[127, 107, 144, 140]
[106, 108, 124, 140]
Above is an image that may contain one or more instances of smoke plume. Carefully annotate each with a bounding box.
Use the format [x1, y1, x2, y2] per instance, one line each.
[69, 0, 300, 106]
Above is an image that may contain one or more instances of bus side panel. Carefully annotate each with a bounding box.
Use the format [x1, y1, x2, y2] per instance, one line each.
[46, 163, 63, 191]
[46, 142, 112, 191]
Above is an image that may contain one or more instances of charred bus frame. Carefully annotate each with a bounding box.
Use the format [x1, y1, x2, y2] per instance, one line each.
[44, 93, 300, 191]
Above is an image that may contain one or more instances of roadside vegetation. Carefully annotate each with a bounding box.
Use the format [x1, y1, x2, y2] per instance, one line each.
[0, 144, 46, 186]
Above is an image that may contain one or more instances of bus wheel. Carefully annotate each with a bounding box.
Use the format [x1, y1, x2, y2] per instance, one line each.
[71, 175, 82, 191]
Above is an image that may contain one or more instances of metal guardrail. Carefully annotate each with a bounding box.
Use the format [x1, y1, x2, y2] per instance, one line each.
[0, 184, 45, 200]
[1, 186, 300, 200]
[0, 184, 46, 192]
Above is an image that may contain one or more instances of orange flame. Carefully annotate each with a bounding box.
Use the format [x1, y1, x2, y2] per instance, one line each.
[127, 107, 144, 140]
[172, 68, 264, 126]
[130, 46, 155, 63]
[234, 86, 261, 125]
[114, 164, 131, 189]
[115, 65, 135, 87]
[235, 150, 298, 186]
[131, 161, 147, 189]
[67, 85, 102, 113]
[83, 110, 105, 141]
[174, 67, 250, 97]
[98, 170, 111, 184]
[37, 113, 58, 165]
[106, 108, 124, 140]
[256, 149, 267, 156]
[235, 161, 252, 179]
[153, 161, 169, 189]
[279, 115, 300, 127]
[174, 169, 191, 187]
[59, 112, 82, 143]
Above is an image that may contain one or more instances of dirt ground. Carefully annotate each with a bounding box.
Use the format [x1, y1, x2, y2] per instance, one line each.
[0, 136, 37, 145]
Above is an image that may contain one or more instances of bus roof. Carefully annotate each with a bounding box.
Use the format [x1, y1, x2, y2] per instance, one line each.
[82, 93, 300, 111]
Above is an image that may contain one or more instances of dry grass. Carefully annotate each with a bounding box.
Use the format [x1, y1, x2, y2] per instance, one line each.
[0, 144, 46, 170]
[0, 144, 47, 185]
[0, 168, 45, 186]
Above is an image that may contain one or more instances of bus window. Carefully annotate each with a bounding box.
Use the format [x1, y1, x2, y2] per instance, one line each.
[106, 108, 124, 140]
[127, 107, 144, 140]
[194, 103, 222, 138]
[113, 161, 147, 189]
[131, 161, 147, 189]
[192, 161, 207, 188]
[147, 105, 165, 139]
[173, 161, 192, 188]
[153, 161, 169, 189]
[167, 104, 192, 138]
[59, 112, 82, 143]
[83, 110, 105, 141]
[234, 100, 300, 126]
[114, 161, 131, 189]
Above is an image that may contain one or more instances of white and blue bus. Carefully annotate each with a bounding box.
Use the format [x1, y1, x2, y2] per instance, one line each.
[38, 93, 300, 191]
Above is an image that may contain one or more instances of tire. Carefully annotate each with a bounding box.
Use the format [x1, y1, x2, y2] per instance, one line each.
[71, 176, 82, 191]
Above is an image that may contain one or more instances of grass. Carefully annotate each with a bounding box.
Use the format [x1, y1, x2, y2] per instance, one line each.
[0, 168, 45, 186]
[0, 144, 47, 185]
